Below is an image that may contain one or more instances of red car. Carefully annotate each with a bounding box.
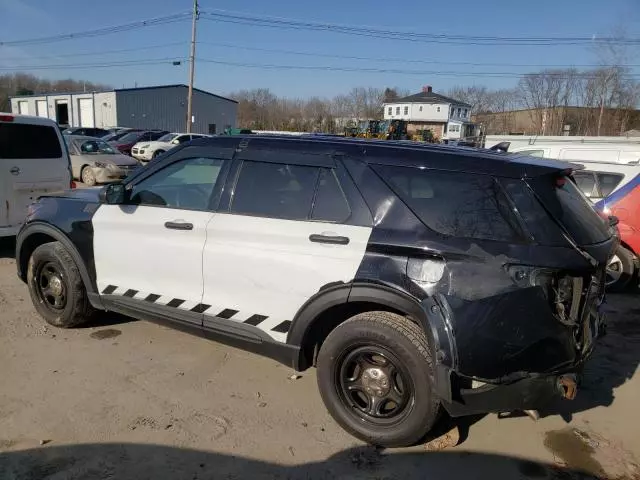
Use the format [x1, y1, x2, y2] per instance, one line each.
[594, 174, 640, 290]
[109, 130, 168, 156]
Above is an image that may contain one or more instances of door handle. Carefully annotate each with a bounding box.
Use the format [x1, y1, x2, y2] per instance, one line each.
[164, 221, 193, 231]
[309, 234, 350, 245]
[9, 166, 20, 175]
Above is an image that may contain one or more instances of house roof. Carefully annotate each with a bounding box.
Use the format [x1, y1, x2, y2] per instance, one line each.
[388, 91, 471, 107]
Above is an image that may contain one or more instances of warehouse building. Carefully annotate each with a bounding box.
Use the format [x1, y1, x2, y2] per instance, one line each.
[10, 84, 237, 134]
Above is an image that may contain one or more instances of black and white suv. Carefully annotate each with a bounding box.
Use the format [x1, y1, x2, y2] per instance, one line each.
[16, 135, 613, 447]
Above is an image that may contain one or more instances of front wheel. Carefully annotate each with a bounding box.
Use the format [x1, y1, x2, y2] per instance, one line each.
[606, 246, 635, 292]
[81, 166, 97, 186]
[27, 242, 95, 328]
[152, 149, 165, 159]
[316, 311, 440, 447]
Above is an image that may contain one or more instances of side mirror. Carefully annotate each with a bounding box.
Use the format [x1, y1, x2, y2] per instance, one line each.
[171, 139, 179, 145]
[608, 215, 619, 228]
[99, 183, 127, 204]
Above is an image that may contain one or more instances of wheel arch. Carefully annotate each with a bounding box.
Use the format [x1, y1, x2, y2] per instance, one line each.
[288, 282, 452, 376]
[16, 222, 103, 309]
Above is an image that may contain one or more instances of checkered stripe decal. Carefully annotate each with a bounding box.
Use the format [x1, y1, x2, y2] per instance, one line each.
[101, 285, 291, 342]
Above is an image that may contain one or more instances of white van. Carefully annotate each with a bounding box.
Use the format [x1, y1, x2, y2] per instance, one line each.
[510, 143, 640, 165]
[0, 113, 72, 237]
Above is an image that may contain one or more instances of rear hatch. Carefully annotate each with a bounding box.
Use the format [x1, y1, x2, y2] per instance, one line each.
[0, 114, 72, 229]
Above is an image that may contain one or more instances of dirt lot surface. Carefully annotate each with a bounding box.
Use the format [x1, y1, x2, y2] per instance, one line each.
[1, 237, 639, 480]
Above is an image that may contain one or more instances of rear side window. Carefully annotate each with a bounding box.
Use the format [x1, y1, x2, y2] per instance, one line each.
[527, 175, 610, 246]
[231, 161, 320, 220]
[375, 165, 526, 242]
[0, 123, 62, 158]
[596, 173, 624, 197]
[517, 149, 545, 158]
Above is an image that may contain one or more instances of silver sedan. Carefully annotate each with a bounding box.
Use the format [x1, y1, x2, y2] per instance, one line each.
[65, 135, 141, 186]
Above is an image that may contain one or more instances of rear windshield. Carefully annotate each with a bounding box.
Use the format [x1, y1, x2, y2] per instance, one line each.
[374, 165, 527, 243]
[526, 174, 610, 245]
[0, 123, 62, 159]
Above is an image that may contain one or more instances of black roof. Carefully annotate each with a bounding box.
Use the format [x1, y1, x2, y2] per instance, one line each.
[184, 135, 571, 179]
[390, 91, 471, 107]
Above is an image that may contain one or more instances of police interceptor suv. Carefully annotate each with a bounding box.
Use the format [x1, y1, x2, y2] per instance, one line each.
[16, 135, 613, 447]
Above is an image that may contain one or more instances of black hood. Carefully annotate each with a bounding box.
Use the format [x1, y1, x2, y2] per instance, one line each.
[42, 187, 102, 203]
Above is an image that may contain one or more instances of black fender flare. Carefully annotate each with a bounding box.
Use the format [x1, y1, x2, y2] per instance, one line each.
[288, 281, 457, 402]
[16, 222, 104, 309]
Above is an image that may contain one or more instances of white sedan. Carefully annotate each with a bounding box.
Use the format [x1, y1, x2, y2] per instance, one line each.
[131, 133, 210, 162]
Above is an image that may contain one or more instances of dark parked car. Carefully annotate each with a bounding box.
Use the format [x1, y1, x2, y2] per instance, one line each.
[109, 130, 168, 155]
[102, 129, 138, 143]
[15, 136, 613, 447]
[62, 127, 110, 138]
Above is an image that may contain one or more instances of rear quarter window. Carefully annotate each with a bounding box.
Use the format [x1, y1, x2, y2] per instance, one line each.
[374, 165, 527, 242]
[0, 123, 62, 159]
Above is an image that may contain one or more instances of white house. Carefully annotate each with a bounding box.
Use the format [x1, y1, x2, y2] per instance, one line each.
[383, 86, 475, 141]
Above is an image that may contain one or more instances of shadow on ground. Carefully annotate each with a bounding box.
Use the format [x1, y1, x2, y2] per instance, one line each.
[542, 293, 640, 422]
[0, 236, 16, 259]
[0, 443, 605, 480]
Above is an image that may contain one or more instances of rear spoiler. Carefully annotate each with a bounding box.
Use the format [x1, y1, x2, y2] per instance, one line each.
[489, 142, 510, 152]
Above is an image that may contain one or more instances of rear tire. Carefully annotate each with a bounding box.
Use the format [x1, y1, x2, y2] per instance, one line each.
[316, 311, 440, 447]
[606, 246, 635, 292]
[27, 241, 95, 328]
[81, 166, 97, 187]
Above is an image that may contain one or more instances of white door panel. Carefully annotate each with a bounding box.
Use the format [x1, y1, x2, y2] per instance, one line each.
[202, 214, 372, 341]
[93, 205, 212, 313]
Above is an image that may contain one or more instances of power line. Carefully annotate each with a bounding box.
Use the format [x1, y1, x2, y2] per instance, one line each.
[198, 41, 640, 69]
[0, 42, 187, 61]
[0, 13, 191, 46]
[202, 11, 640, 46]
[196, 58, 640, 78]
[0, 57, 187, 71]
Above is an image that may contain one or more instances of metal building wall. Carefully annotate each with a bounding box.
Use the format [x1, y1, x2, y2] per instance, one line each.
[114, 86, 237, 133]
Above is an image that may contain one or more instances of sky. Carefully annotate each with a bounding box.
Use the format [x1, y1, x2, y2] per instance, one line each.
[0, 0, 638, 99]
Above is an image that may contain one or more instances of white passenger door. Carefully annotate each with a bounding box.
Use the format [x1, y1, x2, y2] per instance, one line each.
[202, 159, 372, 342]
[93, 156, 229, 324]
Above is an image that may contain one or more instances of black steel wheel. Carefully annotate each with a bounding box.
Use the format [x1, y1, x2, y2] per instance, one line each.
[337, 346, 413, 425]
[317, 311, 440, 447]
[35, 261, 67, 311]
[27, 241, 95, 328]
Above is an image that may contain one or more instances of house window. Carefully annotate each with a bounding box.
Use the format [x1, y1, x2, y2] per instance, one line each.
[396, 106, 400, 115]
[463, 109, 468, 117]
[403, 106, 408, 115]
[457, 108, 461, 117]
[419, 106, 423, 111]
[388, 107, 392, 115]
[437, 106, 440, 112]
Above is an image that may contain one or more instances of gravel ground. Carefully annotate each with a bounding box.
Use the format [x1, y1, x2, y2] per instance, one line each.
[0, 236, 639, 480]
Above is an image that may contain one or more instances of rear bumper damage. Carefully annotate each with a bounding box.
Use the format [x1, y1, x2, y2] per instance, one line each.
[421, 287, 606, 417]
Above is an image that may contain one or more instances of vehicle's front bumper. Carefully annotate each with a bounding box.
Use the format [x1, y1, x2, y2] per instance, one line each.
[92, 165, 139, 183]
[131, 149, 153, 161]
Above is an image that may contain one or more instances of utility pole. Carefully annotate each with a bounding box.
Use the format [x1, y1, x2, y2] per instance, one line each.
[186, 0, 199, 133]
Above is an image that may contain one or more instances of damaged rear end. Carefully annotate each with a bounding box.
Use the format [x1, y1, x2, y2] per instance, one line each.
[370, 157, 616, 418]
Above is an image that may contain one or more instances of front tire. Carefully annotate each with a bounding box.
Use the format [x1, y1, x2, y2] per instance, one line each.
[81, 166, 97, 186]
[27, 242, 95, 328]
[606, 246, 635, 292]
[152, 149, 165, 159]
[316, 311, 440, 447]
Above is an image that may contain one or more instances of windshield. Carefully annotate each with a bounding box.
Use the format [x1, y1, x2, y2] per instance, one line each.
[117, 132, 141, 144]
[158, 133, 178, 142]
[78, 139, 116, 154]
